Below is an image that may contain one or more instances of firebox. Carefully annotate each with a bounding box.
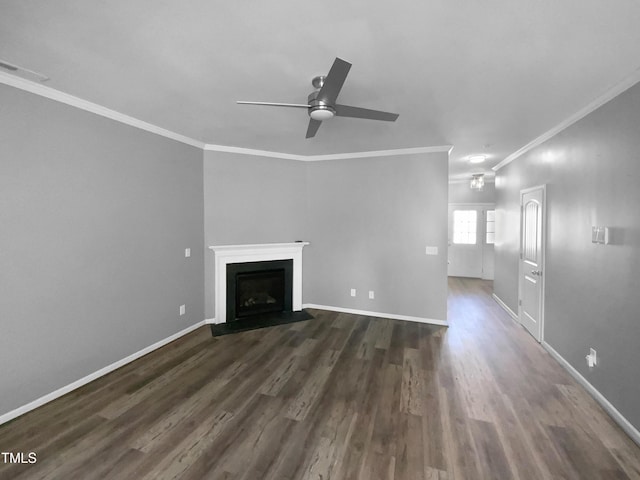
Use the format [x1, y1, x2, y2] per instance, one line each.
[225, 259, 293, 322]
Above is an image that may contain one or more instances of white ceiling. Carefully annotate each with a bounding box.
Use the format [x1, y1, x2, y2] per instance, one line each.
[2, 0, 640, 179]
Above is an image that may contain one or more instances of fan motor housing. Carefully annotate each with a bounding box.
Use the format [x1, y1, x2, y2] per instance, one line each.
[307, 90, 335, 119]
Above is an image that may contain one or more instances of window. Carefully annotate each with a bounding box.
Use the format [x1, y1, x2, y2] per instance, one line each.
[486, 209, 495, 244]
[453, 210, 477, 244]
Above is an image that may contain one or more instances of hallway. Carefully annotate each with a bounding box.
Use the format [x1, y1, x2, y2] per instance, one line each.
[445, 277, 640, 478]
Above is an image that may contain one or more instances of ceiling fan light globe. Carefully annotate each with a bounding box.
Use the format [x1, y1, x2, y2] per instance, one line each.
[310, 109, 335, 121]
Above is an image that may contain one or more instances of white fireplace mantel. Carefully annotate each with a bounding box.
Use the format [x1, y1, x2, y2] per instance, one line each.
[209, 242, 309, 324]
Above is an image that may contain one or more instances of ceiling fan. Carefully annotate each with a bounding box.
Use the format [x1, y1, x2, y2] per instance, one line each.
[237, 57, 399, 138]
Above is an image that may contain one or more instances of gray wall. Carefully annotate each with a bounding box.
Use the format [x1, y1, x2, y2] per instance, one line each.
[0, 85, 204, 417]
[203, 152, 449, 322]
[202, 152, 307, 318]
[449, 180, 495, 204]
[494, 81, 640, 431]
[305, 154, 449, 320]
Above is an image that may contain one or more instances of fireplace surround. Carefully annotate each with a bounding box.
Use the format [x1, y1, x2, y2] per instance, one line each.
[209, 242, 309, 325]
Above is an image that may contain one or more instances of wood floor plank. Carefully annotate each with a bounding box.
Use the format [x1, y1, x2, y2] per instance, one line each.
[438, 385, 482, 479]
[98, 347, 215, 420]
[493, 393, 554, 480]
[129, 377, 228, 453]
[388, 322, 406, 366]
[400, 347, 423, 416]
[259, 351, 303, 397]
[139, 409, 235, 480]
[370, 364, 402, 458]
[2, 278, 640, 480]
[218, 395, 287, 475]
[394, 412, 425, 480]
[468, 418, 515, 480]
[374, 319, 394, 350]
[285, 351, 340, 421]
[421, 372, 447, 472]
[507, 395, 576, 479]
[547, 424, 630, 480]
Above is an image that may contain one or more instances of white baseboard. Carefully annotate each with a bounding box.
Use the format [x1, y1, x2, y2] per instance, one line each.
[542, 341, 640, 447]
[303, 304, 448, 327]
[0, 320, 207, 426]
[205, 317, 220, 325]
[492, 293, 518, 321]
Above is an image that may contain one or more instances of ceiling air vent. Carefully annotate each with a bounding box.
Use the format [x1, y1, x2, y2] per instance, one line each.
[0, 59, 49, 82]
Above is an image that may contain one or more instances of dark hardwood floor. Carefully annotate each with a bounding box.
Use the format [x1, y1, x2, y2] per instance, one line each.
[1, 277, 639, 479]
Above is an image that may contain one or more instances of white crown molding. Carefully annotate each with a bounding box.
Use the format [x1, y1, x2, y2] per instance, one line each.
[0, 319, 206, 426]
[204, 144, 453, 161]
[1, 72, 451, 162]
[203, 144, 306, 160]
[0, 71, 205, 149]
[493, 67, 640, 172]
[302, 145, 454, 161]
[303, 303, 448, 327]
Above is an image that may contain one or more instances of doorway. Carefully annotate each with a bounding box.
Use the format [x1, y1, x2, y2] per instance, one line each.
[447, 203, 495, 279]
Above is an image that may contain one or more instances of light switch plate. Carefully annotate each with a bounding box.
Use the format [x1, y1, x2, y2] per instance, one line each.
[185, 248, 191, 257]
[425, 246, 438, 255]
[592, 226, 610, 245]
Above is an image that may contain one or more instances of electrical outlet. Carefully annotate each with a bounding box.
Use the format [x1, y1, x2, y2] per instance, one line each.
[369, 290, 375, 299]
[185, 248, 191, 258]
[350, 288, 356, 297]
[179, 304, 186, 316]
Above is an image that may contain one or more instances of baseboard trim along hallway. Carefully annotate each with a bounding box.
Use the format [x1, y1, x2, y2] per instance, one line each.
[0, 320, 207, 426]
[492, 293, 518, 321]
[542, 341, 640, 447]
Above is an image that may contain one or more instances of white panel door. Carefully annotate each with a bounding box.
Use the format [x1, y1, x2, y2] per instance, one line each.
[519, 187, 545, 341]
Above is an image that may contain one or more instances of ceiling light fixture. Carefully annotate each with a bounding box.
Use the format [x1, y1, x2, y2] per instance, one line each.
[468, 155, 486, 164]
[309, 106, 336, 121]
[470, 173, 485, 191]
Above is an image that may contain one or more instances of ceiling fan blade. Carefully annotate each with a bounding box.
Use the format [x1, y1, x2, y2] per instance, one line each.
[306, 119, 322, 138]
[237, 101, 310, 108]
[317, 57, 352, 105]
[334, 104, 399, 122]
